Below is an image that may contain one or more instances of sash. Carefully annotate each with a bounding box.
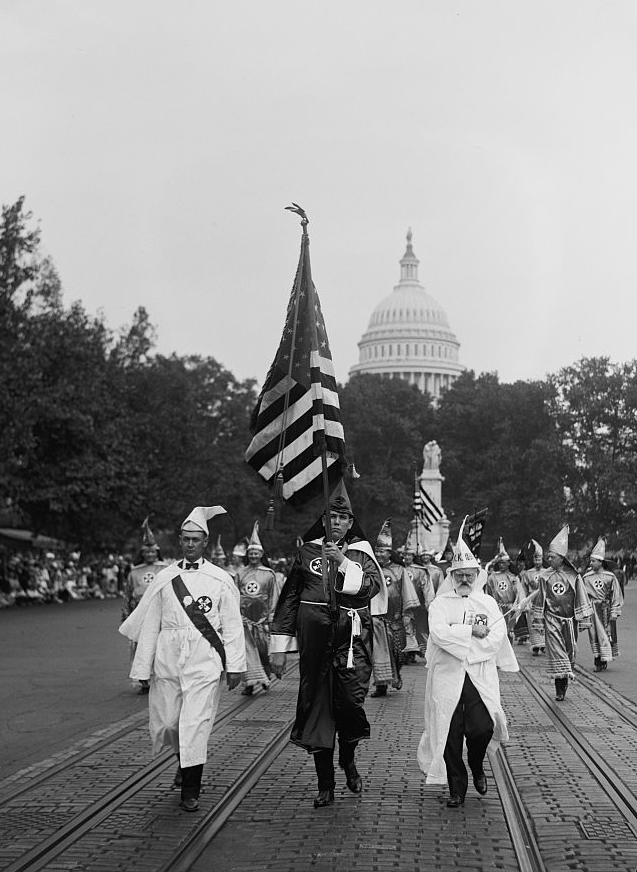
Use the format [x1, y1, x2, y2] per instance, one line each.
[171, 575, 226, 670]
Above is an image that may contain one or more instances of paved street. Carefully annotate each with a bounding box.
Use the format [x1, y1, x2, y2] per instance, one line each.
[0, 583, 635, 871]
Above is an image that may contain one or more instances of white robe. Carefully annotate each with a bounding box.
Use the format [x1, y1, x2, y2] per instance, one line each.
[119, 560, 246, 767]
[417, 587, 519, 785]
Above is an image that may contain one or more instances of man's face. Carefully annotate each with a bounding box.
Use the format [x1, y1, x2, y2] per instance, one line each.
[452, 568, 477, 595]
[324, 511, 353, 542]
[141, 546, 159, 565]
[422, 553, 432, 564]
[247, 548, 261, 566]
[497, 558, 510, 572]
[179, 531, 207, 562]
[403, 551, 414, 566]
[547, 551, 563, 569]
[375, 546, 391, 566]
[533, 554, 543, 569]
[590, 557, 603, 571]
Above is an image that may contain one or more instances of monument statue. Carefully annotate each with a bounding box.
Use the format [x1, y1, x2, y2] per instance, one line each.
[422, 440, 441, 472]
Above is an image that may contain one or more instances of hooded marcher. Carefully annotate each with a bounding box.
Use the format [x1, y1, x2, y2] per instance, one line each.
[582, 537, 623, 671]
[530, 525, 593, 700]
[119, 505, 246, 811]
[235, 521, 278, 695]
[370, 520, 420, 695]
[402, 540, 436, 660]
[486, 538, 519, 641]
[269, 482, 384, 809]
[517, 540, 546, 656]
[122, 518, 168, 695]
[417, 518, 519, 807]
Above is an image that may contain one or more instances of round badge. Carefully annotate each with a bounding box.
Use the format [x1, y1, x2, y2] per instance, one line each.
[593, 577, 604, 590]
[183, 595, 193, 607]
[309, 557, 323, 576]
[245, 579, 261, 596]
[142, 571, 155, 585]
[551, 580, 567, 596]
[407, 570, 414, 582]
[497, 579, 509, 592]
[197, 596, 212, 613]
[385, 575, 392, 587]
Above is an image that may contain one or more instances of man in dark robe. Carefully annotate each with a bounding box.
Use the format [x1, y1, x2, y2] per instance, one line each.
[269, 482, 383, 809]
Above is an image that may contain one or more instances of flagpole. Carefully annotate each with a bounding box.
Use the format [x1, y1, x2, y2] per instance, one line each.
[265, 207, 309, 528]
[298, 211, 338, 621]
[414, 469, 420, 557]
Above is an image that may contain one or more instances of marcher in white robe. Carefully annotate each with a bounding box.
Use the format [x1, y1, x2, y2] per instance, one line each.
[119, 505, 246, 812]
[417, 520, 518, 806]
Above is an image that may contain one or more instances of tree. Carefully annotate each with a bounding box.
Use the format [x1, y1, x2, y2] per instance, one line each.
[548, 356, 637, 549]
[436, 371, 563, 553]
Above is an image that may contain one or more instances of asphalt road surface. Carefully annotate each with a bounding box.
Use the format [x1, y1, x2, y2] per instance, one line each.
[1, 581, 635, 784]
[0, 597, 143, 780]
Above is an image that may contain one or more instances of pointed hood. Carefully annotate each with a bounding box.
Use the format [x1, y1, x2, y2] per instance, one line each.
[450, 516, 480, 571]
[376, 519, 393, 550]
[141, 517, 157, 547]
[590, 537, 606, 562]
[495, 537, 510, 561]
[531, 539, 543, 558]
[213, 535, 226, 560]
[548, 525, 569, 558]
[247, 520, 263, 553]
[329, 479, 354, 517]
[181, 505, 226, 534]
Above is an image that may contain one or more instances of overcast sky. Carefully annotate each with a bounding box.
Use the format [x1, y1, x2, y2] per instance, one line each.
[2, 1, 636, 388]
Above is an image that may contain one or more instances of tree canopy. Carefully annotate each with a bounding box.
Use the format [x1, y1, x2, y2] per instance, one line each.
[1, 196, 635, 559]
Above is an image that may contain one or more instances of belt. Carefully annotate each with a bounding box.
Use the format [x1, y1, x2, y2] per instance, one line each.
[299, 602, 367, 670]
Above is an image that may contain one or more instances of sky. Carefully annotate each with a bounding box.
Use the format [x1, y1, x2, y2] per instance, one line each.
[2, 0, 636, 388]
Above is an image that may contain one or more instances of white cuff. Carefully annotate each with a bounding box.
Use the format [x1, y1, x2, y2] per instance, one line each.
[269, 634, 298, 654]
[334, 558, 363, 595]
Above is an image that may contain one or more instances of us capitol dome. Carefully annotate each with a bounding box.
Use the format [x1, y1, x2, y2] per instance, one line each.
[349, 229, 464, 400]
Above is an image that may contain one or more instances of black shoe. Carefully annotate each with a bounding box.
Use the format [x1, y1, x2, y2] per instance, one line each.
[179, 797, 199, 812]
[313, 789, 335, 808]
[370, 686, 387, 697]
[241, 685, 254, 696]
[473, 771, 487, 795]
[446, 795, 464, 808]
[532, 648, 540, 656]
[342, 761, 362, 793]
[555, 690, 566, 701]
[594, 658, 602, 672]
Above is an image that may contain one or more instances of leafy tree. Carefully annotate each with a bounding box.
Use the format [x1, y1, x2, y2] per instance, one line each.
[548, 356, 637, 549]
[436, 371, 563, 553]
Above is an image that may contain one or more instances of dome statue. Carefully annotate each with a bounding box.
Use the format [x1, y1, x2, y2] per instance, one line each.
[349, 230, 464, 400]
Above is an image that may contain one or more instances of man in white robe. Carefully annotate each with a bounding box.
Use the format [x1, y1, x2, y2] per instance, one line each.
[119, 505, 246, 811]
[417, 520, 519, 807]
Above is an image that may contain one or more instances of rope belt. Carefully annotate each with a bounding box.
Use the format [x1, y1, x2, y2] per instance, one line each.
[299, 602, 367, 670]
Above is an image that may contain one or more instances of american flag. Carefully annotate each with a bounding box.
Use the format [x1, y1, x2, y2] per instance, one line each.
[463, 508, 488, 558]
[245, 222, 346, 505]
[413, 476, 444, 529]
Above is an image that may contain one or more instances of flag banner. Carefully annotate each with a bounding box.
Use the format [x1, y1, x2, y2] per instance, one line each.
[413, 477, 444, 529]
[245, 224, 346, 505]
[463, 508, 488, 558]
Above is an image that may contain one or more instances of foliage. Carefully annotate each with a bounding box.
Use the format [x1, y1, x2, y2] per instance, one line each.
[2, 196, 636, 559]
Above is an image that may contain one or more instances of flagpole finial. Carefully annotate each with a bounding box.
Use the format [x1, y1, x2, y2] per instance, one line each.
[285, 202, 309, 227]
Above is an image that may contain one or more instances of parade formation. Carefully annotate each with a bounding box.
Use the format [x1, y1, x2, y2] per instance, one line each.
[0, 208, 633, 872]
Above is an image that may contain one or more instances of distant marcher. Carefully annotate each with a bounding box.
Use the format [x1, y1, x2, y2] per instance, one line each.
[517, 540, 546, 656]
[122, 518, 168, 694]
[582, 538, 623, 671]
[235, 521, 277, 695]
[486, 539, 518, 641]
[530, 525, 593, 701]
[119, 505, 246, 812]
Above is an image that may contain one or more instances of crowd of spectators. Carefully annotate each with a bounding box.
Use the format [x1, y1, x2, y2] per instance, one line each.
[0, 550, 131, 609]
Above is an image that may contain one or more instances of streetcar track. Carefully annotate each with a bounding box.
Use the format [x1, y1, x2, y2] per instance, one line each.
[1, 671, 295, 872]
[518, 664, 637, 835]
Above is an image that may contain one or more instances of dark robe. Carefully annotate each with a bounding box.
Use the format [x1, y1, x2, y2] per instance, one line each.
[271, 537, 381, 753]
